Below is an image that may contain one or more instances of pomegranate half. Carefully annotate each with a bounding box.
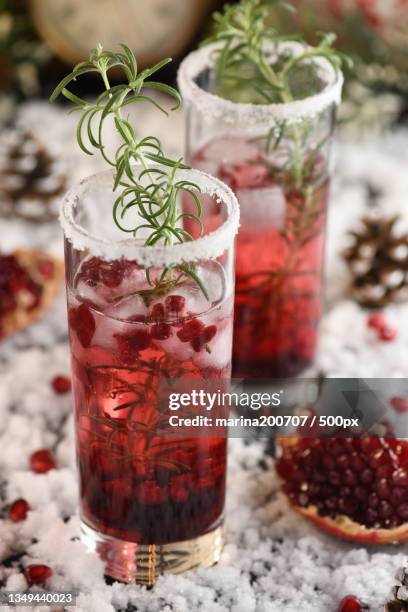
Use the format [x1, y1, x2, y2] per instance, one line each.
[276, 437, 408, 544]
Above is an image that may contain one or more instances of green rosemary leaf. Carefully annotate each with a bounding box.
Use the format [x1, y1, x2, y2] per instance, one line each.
[142, 81, 182, 111]
[52, 43, 208, 301]
[144, 153, 189, 169]
[178, 264, 210, 300]
[120, 43, 138, 79]
[123, 94, 169, 115]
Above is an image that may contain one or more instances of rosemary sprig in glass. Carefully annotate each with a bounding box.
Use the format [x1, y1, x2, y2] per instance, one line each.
[50, 43, 207, 302]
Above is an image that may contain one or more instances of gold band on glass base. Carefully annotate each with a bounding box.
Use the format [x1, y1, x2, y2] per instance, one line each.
[81, 521, 224, 585]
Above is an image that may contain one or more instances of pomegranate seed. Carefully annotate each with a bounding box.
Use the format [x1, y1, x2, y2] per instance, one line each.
[68, 304, 95, 348]
[191, 325, 218, 352]
[51, 375, 71, 395]
[37, 259, 54, 279]
[379, 326, 397, 342]
[391, 396, 408, 413]
[392, 468, 408, 487]
[115, 330, 151, 358]
[150, 303, 165, 321]
[8, 498, 30, 522]
[25, 564, 52, 586]
[137, 480, 167, 505]
[165, 295, 186, 313]
[151, 323, 171, 340]
[367, 312, 386, 330]
[338, 595, 363, 612]
[177, 319, 205, 342]
[276, 437, 408, 531]
[30, 449, 56, 474]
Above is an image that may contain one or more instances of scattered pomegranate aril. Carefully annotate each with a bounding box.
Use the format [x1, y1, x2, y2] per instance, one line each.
[151, 323, 171, 340]
[8, 498, 30, 522]
[165, 295, 186, 314]
[25, 564, 53, 586]
[277, 437, 408, 543]
[51, 375, 71, 395]
[379, 326, 397, 342]
[367, 312, 386, 330]
[391, 396, 408, 414]
[68, 304, 96, 348]
[30, 449, 57, 474]
[338, 595, 363, 612]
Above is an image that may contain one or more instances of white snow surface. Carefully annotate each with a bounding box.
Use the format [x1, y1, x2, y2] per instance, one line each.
[1, 103, 408, 611]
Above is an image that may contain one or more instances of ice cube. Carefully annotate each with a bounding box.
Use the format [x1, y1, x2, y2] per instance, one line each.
[237, 186, 286, 229]
[199, 136, 259, 165]
[193, 321, 233, 371]
[76, 280, 107, 308]
[106, 294, 149, 322]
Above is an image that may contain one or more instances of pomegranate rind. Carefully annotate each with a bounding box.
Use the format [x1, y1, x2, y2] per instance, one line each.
[277, 437, 408, 544]
[293, 503, 408, 544]
[1, 250, 64, 339]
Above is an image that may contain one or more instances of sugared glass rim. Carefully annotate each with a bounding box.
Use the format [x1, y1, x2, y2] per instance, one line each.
[178, 42, 344, 127]
[60, 167, 240, 265]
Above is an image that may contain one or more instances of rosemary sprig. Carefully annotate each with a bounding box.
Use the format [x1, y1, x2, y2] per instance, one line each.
[204, 0, 352, 105]
[50, 43, 207, 302]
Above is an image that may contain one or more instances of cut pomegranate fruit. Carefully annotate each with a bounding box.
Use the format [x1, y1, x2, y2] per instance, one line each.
[25, 564, 52, 586]
[277, 437, 408, 543]
[8, 498, 30, 522]
[165, 295, 186, 313]
[0, 250, 63, 340]
[338, 595, 364, 612]
[30, 449, 57, 474]
[51, 375, 71, 395]
[68, 304, 96, 348]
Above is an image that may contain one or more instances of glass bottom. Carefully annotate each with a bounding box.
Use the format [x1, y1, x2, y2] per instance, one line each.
[81, 521, 224, 585]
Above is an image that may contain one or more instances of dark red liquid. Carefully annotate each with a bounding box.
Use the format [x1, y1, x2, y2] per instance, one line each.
[191, 136, 329, 378]
[68, 258, 232, 544]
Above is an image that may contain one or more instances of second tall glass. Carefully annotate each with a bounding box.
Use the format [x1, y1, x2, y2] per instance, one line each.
[179, 43, 343, 378]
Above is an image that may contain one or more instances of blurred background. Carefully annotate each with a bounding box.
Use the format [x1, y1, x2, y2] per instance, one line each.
[1, 0, 408, 336]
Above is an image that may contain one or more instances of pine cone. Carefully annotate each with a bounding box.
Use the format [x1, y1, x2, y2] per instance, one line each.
[0, 128, 67, 222]
[343, 216, 408, 307]
[386, 566, 408, 611]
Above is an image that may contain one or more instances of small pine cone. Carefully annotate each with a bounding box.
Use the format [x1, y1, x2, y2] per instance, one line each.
[386, 566, 408, 611]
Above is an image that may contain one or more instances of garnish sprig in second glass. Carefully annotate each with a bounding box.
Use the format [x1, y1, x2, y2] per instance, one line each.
[51, 44, 207, 301]
[204, 0, 352, 189]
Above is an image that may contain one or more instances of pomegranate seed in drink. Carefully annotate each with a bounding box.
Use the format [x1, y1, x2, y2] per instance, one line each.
[165, 295, 186, 313]
[25, 564, 53, 586]
[8, 498, 30, 522]
[177, 319, 205, 342]
[51, 375, 71, 394]
[30, 449, 56, 474]
[68, 304, 95, 348]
